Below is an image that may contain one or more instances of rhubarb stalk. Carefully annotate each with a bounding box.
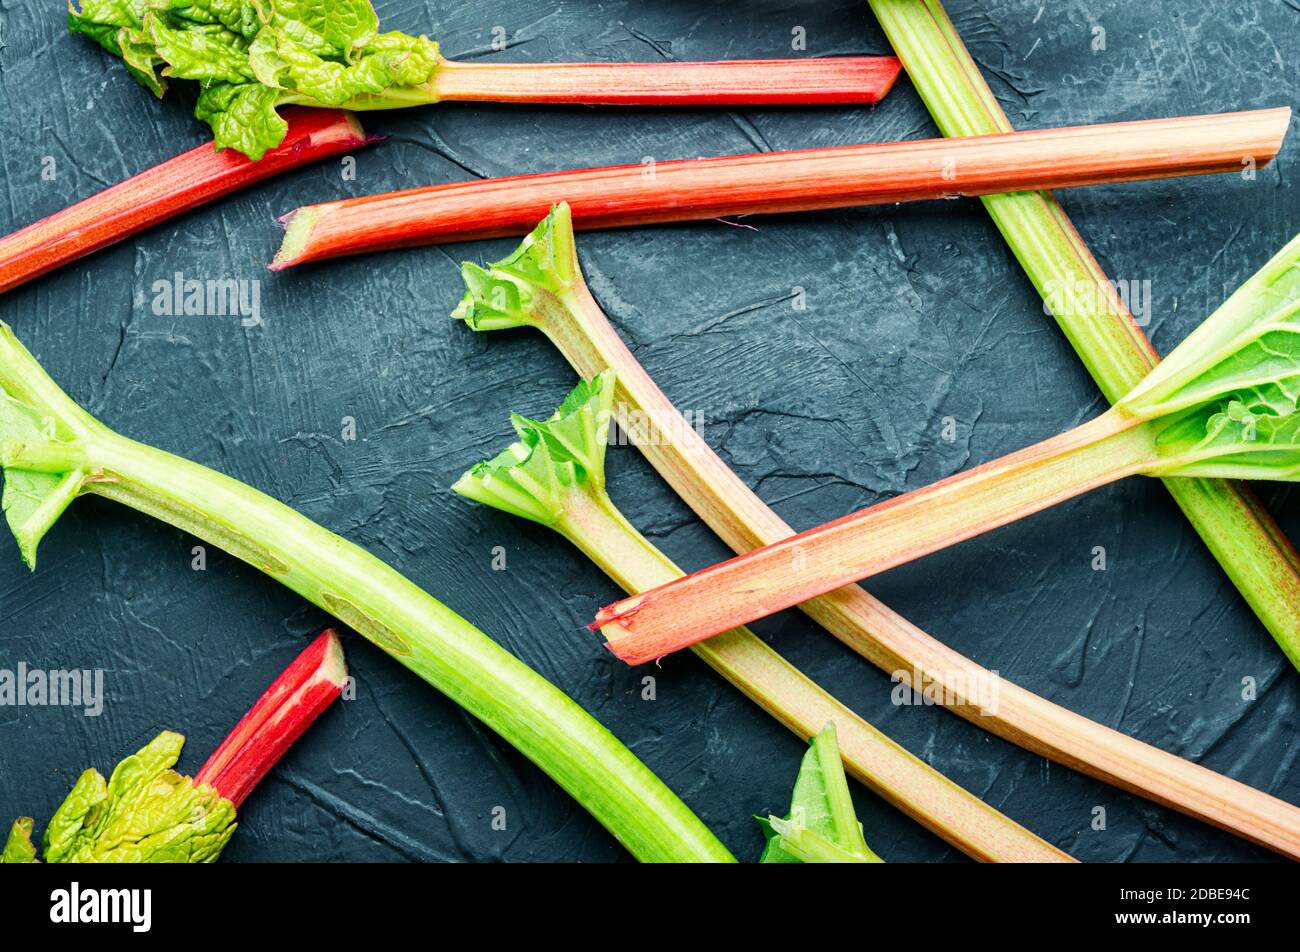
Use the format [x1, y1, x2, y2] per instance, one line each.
[1, 629, 347, 863]
[271, 108, 1287, 269]
[594, 235, 1300, 660]
[453, 372, 1070, 862]
[452, 206, 1300, 858]
[431, 57, 900, 105]
[70, 0, 899, 159]
[0, 324, 732, 863]
[0, 109, 371, 295]
[196, 629, 348, 808]
[867, 0, 1300, 670]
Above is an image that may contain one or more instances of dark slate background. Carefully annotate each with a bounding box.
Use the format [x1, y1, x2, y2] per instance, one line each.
[1, 1, 1297, 863]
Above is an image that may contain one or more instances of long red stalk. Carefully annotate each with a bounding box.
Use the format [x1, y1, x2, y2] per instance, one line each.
[271, 108, 1288, 269]
[595, 412, 1158, 665]
[0, 109, 373, 294]
[196, 629, 348, 808]
[433, 56, 900, 105]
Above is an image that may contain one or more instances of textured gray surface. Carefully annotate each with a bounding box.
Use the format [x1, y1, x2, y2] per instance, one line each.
[1, 1, 1297, 863]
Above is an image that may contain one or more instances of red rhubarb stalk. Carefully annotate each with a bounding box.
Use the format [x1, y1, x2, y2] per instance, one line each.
[271, 108, 1288, 269]
[0, 109, 372, 294]
[196, 629, 348, 807]
[433, 56, 901, 105]
[595, 231, 1300, 664]
[596, 413, 1155, 664]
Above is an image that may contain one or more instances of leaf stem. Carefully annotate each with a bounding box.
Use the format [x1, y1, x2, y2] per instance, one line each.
[195, 629, 348, 808]
[0, 109, 372, 294]
[0, 325, 733, 864]
[866, 0, 1300, 670]
[595, 412, 1157, 663]
[270, 108, 1288, 269]
[432, 57, 902, 105]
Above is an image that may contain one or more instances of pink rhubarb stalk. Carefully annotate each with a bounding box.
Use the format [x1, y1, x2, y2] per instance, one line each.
[433, 56, 901, 105]
[196, 629, 348, 807]
[271, 108, 1288, 269]
[595, 413, 1156, 664]
[0, 109, 372, 294]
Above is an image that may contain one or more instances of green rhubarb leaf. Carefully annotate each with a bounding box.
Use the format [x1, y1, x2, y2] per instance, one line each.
[0, 392, 85, 571]
[71, 0, 442, 158]
[1118, 234, 1300, 478]
[254, 0, 379, 56]
[41, 732, 236, 864]
[195, 80, 286, 159]
[69, 0, 168, 96]
[454, 204, 582, 331]
[148, 12, 255, 84]
[759, 723, 882, 864]
[1, 818, 38, 863]
[452, 371, 616, 525]
[248, 28, 439, 107]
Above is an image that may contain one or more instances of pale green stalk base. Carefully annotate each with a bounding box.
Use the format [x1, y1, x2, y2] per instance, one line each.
[867, 0, 1300, 670]
[0, 327, 732, 864]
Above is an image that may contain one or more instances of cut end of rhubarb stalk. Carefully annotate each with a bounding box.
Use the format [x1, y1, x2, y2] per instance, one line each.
[269, 206, 330, 271]
[596, 598, 707, 667]
[195, 629, 348, 808]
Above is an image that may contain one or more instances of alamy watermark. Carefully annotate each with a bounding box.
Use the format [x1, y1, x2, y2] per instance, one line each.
[0, 664, 104, 716]
[891, 666, 1001, 716]
[151, 271, 262, 327]
[1043, 276, 1152, 326]
[609, 404, 707, 451]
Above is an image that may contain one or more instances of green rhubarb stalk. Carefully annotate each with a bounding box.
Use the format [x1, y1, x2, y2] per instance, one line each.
[759, 724, 884, 864]
[592, 234, 1300, 662]
[449, 205, 1300, 859]
[452, 371, 1071, 862]
[0, 324, 732, 864]
[867, 0, 1300, 670]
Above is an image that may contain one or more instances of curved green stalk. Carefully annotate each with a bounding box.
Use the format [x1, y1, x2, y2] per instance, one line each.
[866, 0, 1300, 669]
[453, 371, 1072, 862]
[0, 324, 732, 864]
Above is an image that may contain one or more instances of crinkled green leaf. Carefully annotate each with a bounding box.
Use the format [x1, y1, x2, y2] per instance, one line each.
[69, 0, 168, 95]
[1, 818, 38, 863]
[71, 0, 442, 158]
[248, 28, 438, 106]
[195, 81, 287, 160]
[1118, 235, 1300, 478]
[454, 204, 582, 332]
[148, 14, 255, 83]
[758, 723, 882, 864]
[255, 0, 378, 56]
[453, 371, 616, 525]
[160, 0, 259, 38]
[42, 732, 236, 864]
